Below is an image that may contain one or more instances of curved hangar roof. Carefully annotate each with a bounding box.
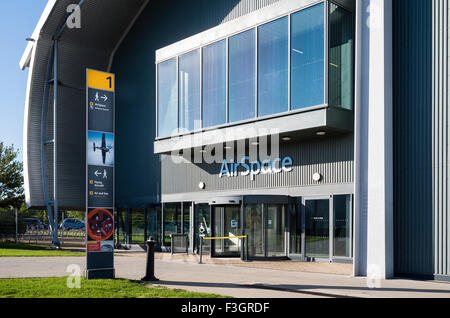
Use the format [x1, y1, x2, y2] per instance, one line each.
[20, 0, 149, 209]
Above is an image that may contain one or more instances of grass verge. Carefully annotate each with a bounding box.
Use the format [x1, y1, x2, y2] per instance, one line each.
[0, 277, 228, 298]
[0, 242, 84, 257]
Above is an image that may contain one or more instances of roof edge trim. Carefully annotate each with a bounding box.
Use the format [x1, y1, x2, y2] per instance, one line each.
[19, 0, 58, 70]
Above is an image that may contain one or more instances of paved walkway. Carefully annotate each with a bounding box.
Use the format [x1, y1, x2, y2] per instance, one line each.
[1, 255, 450, 298]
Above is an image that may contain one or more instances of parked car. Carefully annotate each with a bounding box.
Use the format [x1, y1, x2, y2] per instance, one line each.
[59, 218, 86, 231]
[22, 218, 45, 230]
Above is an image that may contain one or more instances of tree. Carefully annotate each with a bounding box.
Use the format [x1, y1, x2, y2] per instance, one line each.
[0, 142, 24, 209]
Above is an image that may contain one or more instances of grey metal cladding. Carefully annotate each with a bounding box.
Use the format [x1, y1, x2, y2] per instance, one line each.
[160, 133, 354, 195]
[394, 0, 450, 279]
[220, 0, 281, 23]
[432, 0, 450, 278]
[393, 0, 434, 277]
[24, 0, 148, 209]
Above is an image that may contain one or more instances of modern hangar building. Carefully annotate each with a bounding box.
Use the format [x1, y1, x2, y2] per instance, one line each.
[20, 0, 450, 281]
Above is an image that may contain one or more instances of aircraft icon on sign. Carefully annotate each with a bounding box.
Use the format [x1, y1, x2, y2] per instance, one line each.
[93, 133, 112, 165]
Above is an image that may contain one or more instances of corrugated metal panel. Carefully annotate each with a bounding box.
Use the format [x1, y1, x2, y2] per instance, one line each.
[160, 134, 354, 194]
[394, 0, 450, 279]
[221, 0, 280, 23]
[393, 0, 434, 277]
[432, 0, 450, 277]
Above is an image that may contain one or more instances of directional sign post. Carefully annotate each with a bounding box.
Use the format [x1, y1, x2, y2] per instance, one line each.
[85, 69, 115, 279]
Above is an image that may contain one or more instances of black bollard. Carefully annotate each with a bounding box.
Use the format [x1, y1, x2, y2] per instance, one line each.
[141, 236, 159, 282]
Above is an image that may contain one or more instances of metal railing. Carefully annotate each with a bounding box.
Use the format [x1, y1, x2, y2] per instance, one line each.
[199, 235, 249, 264]
[12, 225, 86, 247]
[170, 234, 189, 254]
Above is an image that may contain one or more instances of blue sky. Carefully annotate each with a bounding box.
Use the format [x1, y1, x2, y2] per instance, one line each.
[0, 0, 48, 160]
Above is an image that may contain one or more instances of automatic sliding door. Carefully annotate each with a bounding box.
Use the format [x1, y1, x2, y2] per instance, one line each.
[244, 204, 264, 257]
[266, 204, 286, 257]
[212, 205, 241, 257]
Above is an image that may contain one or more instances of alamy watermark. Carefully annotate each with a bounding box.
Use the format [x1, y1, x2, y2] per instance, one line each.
[66, 4, 81, 29]
[66, 264, 82, 289]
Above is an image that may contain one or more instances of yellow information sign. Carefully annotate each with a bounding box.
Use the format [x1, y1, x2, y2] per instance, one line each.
[87, 69, 115, 91]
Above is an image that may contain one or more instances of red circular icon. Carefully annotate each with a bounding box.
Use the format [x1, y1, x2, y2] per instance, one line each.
[87, 208, 114, 241]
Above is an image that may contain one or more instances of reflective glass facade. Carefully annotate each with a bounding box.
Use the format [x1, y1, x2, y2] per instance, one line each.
[229, 29, 256, 122]
[202, 40, 227, 128]
[179, 49, 201, 132]
[257, 17, 289, 116]
[329, 3, 354, 110]
[157, 58, 178, 137]
[156, 1, 354, 138]
[291, 3, 325, 109]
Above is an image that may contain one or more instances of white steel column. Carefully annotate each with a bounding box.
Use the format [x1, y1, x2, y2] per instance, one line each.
[354, 0, 394, 278]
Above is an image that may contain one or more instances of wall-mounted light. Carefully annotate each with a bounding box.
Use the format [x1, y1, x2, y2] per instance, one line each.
[313, 173, 322, 182]
[281, 136, 292, 141]
[316, 131, 326, 136]
[198, 182, 206, 190]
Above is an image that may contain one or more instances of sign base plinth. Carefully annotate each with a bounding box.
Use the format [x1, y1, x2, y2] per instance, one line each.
[85, 268, 115, 280]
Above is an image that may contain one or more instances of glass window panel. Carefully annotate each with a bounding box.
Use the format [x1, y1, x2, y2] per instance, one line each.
[333, 195, 352, 257]
[289, 202, 302, 255]
[229, 29, 256, 122]
[131, 209, 145, 244]
[116, 209, 127, 245]
[157, 58, 178, 137]
[179, 50, 201, 132]
[291, 3, 325, 110]
[202, 40, 227, 128]
[163, 203, 181, 246]
[329, 3, 354, 110]
[258, 17, 289, 117]
[147, 206, 161, 246]
[195, 204, 210, 253]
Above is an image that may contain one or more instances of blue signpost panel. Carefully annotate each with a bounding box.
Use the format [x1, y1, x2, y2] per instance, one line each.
[86, 69, 115, 279]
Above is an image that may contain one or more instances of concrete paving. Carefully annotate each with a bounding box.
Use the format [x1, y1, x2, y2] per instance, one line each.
[1, 254, 450, 298]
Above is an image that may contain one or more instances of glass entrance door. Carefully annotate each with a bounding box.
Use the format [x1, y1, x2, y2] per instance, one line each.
[212, 205, 241, 257]
[304, 199, 330, 260]
[243, 203, 287, 258]
[244, 204, 264, 257]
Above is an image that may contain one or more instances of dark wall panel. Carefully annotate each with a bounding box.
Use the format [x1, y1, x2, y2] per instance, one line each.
[393, 0, 434, 277]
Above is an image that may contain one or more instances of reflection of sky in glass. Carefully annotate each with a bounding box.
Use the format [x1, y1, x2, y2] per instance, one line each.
[158, 58, 178, 137]
[229, 29, 256, 123]
[202, 40, 226, 128]
[88, 131, 114, 167]
[258, 16, 289, 117]
[291, 3, 325, 110]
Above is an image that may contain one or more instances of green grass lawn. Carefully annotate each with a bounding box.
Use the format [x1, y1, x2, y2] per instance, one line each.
[0, 277, 228, 298]
[0, 242, 85, 257]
